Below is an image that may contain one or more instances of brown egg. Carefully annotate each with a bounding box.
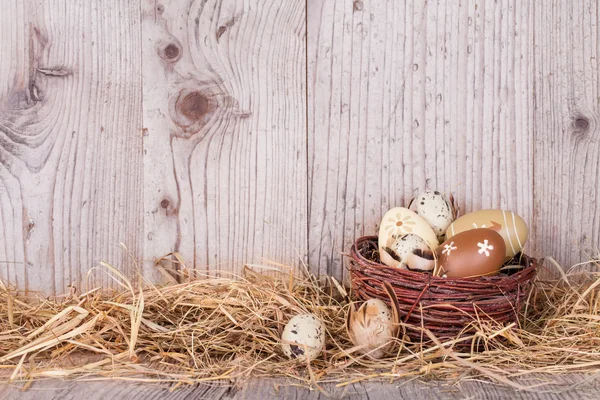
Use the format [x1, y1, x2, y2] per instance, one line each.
[436, 228, 506, 278]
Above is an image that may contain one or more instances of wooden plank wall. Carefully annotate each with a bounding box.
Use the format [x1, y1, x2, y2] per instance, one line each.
[0, 0, 144, 293]
[308, 0, 535, 279]
[0, 0, 598, 293]
[532, 0, 600, 270]
[309, 0, 599, 280]
[140, 0, 306, 281]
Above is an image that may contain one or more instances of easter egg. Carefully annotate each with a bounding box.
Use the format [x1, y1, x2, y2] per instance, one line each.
[445, 209, 528, 259]
[281, 314, 325, 361]
[404, 248, 436, 272]
[408, 190, 455, 239]
[379, 234, 436, 272]
[378, 207, 439, 253]
[347, 299, 395, 359]
[436, 228, 506, 278]
[380, 234, 430, 270]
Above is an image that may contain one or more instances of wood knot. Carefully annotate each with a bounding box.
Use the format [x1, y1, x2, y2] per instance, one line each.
[575, 117, 589, 131]
[353, 0, 363, 12]
[159, 198, 178, 216]
[177, 92, 210, 122]
[158, 41, 182, 62]
[169, 84, 221, 138]
[216, 15, 239, 42]
[164, 44, 180, 60]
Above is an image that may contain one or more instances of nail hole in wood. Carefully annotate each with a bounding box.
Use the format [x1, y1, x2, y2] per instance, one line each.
[156, 4, 164, 13]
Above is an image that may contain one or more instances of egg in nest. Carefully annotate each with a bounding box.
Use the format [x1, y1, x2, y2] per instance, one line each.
[281, 313, 325, 361]
[408, 190, 457, 240]
[436, 228, 506, 278]
[379, 233, 436, 272]
[346, 299, 394, 359]
[378, 207, 439, 252]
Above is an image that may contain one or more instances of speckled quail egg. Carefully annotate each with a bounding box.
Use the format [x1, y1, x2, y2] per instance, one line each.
[281, 313, 325, 361]
[380, 234, 435, 272]
[409, 190, 456, 240]
[404, 248, 436, 272]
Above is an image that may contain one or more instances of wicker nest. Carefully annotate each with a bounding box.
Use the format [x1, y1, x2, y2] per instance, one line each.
[348, 236, 538, 344]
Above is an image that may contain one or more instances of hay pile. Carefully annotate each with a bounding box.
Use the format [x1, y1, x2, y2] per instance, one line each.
[1, 257, 600, 392]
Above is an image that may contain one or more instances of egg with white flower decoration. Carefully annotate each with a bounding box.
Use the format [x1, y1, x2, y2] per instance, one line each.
[378, 207, 439, 254]
[436, 228, 506, 278]
[445, 209, 528, 259]
[281, 314, 325, 361]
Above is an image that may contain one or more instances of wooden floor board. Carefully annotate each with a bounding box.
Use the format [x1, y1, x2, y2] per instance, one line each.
[1, 375, 600, 400]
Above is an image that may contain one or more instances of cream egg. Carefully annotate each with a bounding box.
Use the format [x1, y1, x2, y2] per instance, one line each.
[409, 190, 456, 239]
[378, 207, 439, 253]
[281, 314, 325, 361]
[347, 299, 395, 359]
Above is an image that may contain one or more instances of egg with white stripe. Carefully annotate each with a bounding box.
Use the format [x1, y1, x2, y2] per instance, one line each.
[445, 209, 528, 259]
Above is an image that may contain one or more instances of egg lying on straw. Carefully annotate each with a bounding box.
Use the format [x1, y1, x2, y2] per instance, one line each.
[281, 313, 325, 361]
[346, 281, 402, 359]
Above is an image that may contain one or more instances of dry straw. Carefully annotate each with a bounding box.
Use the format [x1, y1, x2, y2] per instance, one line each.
[1, 254, 600, 393]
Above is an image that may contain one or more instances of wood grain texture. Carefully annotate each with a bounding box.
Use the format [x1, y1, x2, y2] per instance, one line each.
[2, 375, 600, 400]
[0, 0, 143, 293]
[141, 0, 307, 278]
[532, 0, 600, 268]
[308, 0, 534, 279]
[1, 0, 599, 292]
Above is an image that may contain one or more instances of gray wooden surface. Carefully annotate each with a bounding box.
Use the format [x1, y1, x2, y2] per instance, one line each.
[1, 0, 599, 293]
[308, 0, 537, 280]
[0, 0, 144, 293]
[1, 375, 600, 400]
[308, 0, 600, 280]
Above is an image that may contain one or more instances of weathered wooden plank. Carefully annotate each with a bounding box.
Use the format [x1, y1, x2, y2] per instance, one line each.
[532, 0, 600, 269]
[141, 0, 307, 278]
[1, 375, 600, 399]
[0, 0, 596, 292]
[308, 0, 534, 279]
[0, 0, 143, 293]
